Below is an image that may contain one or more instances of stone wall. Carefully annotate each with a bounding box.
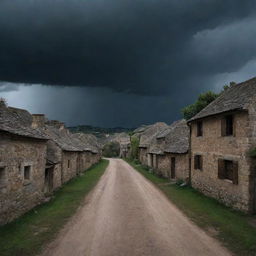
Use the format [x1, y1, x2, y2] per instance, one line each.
[156, 153, 189, 180]
[248, 99, 256, 212]
[61, 151, 79, 183]
[0, 132, 47, 225]
[139, 148, 148, 166]
[190, 111, 253, 212]
[46, 140, 62, 190]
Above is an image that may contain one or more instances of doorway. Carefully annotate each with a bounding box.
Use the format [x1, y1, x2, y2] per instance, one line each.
[44, 167, 54, 193]
[171, 157, 176, 179]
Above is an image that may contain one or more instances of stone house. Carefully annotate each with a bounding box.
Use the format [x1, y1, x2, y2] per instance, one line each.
[148, 120, 190, 181]
[138, 122, 168, 166]
[108, 132, 130, 158]
[0, 104, 48, 225]
[36, 118, 87, 185]
[72, 133, 101, 170]
[188, 77, 256, 213]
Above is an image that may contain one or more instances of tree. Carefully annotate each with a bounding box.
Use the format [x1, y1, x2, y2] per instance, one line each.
[182, 82, 237, 120]
[182, 91, 219, 120]
[130, 136, 139, 160]
[102, 141, 120, 157]
[0, 97, 7, 107]
[222, 81, 236, 92]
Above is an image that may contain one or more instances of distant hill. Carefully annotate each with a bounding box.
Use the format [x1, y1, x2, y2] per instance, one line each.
[68, 125, 134, 138]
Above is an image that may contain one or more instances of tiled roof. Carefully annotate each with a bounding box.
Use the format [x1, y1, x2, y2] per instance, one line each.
[189, 77, 256, 122]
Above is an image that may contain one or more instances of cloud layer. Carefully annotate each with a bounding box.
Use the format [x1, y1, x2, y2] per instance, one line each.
[0, 0, 256, 96]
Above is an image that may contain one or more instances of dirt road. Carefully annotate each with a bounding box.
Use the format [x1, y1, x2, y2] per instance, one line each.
[41, 158, 231, 256]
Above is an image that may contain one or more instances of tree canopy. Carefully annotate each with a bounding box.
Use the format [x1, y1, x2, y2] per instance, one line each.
[182, 82, 236, 120]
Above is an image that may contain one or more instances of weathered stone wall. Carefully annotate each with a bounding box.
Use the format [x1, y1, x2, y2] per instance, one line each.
[190, 111, 253, 212]
[52, 164, 62, 190]
[156, 153, 189, 180]
[77, 152, 101, 174]
[46, 140, 62, 190]
[0, 133, 47, 225]
[139, 148, 148, 166]
[61, 151, 79, 183]
[248, 98, 256, 212]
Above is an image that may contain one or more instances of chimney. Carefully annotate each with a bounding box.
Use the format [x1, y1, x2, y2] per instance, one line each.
[32, 114, 46, 128]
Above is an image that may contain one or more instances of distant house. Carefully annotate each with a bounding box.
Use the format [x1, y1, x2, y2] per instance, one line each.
[0, 103, 48, 225]
[138, 122, 169, 166]
[108, 132, 130, 158]
[72, 132, 101, 170]
[188, 77, 256, 213]
[148, 120, 190, 181]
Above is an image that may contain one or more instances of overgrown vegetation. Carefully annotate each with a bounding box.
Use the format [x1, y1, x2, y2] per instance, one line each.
[182, 82, 236, 120]
[0, 159, 109, 256]
[126, 159, 256, 256]
[129, 136, 139, 160]
[102, 141, 120, 157]
[249, 147, 256, 158]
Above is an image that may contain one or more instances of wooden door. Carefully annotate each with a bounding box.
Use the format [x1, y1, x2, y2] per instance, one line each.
[171, 157, 176, 179]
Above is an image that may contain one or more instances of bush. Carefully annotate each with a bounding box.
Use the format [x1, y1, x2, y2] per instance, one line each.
[130, 136, 139, 160]
[102, 142, 120, 157]
[249, 148, 256, 158]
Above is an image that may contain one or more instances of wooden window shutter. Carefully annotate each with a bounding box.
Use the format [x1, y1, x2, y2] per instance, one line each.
[232, 161, 239, 185]
[221, 118, 226, 136]
[218, 159, 225, 179]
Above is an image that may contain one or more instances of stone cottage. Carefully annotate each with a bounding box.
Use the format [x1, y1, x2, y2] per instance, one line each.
[138, 122, 168, 166]
[37, 118, 87, 185]
[148, 120, 190, 181]
[188, 77, 256, 213]
[0, 103, 48, 225]
[72, 132, 101, 171]
[108, 132, 130, 158]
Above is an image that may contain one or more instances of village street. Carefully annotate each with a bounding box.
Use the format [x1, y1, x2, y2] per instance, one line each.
[40, 159, 231, 256]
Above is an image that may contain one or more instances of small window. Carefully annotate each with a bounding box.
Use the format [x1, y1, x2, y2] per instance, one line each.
[197, 121, 203, 137]
[221, 115, 234, 136]
[0, 167, 6, 185]
[24, 166, 31, 180]
[194, 155, 203, 170]
[218, 159, 238, 184]
[68, 160, 71, 169]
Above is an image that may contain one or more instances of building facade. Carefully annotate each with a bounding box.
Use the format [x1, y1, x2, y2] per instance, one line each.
[189, 78, 256, 213]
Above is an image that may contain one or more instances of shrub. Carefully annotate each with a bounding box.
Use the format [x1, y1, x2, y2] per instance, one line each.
[249, 148, 256, 158]
[130, 136, 139, 160]
[102, 142, 120, 157]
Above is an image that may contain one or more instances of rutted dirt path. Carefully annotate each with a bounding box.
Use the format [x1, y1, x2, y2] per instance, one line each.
[40, 158, 231, 256]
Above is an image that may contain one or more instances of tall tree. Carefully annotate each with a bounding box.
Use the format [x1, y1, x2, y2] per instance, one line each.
[182, 82, 236, 120]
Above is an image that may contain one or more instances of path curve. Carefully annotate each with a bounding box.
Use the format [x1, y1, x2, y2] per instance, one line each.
[40, 158, 231, 256]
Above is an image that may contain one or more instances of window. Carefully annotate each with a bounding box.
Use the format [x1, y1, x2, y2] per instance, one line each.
[218, 159, 238, 184]
[24, 166, 31, 180]
[194, 155, 203, 170]
[197, 121, 203, 137]
[0, 167, 6, 186]
[221, 115, 234, 136]
[68, 160, 71, 169]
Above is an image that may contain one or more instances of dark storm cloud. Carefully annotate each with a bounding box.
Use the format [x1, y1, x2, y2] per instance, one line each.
[0, 0, 256, 95]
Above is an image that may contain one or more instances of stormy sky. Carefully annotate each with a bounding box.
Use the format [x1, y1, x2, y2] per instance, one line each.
[0, 0, 256, 127]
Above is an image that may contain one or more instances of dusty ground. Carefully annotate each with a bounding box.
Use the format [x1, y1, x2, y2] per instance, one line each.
[40, 158, 231, 256]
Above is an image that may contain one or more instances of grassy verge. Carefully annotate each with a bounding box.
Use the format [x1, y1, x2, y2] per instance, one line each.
[0, 159, 109, 256]
[125, 159, 256, 256]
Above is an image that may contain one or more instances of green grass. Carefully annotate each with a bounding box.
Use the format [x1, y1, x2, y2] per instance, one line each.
[125, 159, 256, 256]
[0, 159, 109, 256]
